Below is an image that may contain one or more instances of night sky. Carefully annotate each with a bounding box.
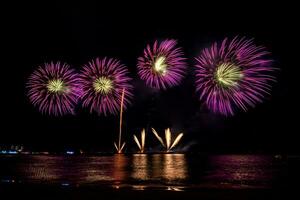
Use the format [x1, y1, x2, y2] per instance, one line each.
[2, 1, 299, 153]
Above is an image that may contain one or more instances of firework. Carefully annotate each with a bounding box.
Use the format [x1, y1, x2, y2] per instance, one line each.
[151, 128, 184, 152]
[133, 129, 146, 153]
[27, 62, 81, 116]
[114, 88, 126, 153]
[195, 36, 275, 116]
[79, 57, 133, 115]
[137, 39, 187, 90]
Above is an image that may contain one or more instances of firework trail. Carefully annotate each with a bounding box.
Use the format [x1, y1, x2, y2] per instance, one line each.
[114, 88, 126, 153]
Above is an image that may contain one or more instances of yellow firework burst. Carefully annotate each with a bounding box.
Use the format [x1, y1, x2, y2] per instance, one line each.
[153, 56, 167, 75]
[47, 79, 66, 93]
[215, 63, 243, 87]
[93, 76, 113, 94]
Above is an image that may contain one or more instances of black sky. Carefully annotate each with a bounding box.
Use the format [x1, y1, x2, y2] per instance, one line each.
[2, 1, 299, 153]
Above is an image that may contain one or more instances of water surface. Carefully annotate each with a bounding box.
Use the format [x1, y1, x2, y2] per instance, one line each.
[0, 154, 289, 190]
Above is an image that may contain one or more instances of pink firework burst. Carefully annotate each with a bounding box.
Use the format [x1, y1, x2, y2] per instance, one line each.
[79, 57, 133, 115]
[195, 36, 276, 116]
[27, 62, 81, 116]
[137, 39, 187, 90]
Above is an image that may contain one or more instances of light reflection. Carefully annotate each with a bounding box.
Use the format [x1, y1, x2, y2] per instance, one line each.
[167, 186, 184, 191]
[131, 154, 149, 180]
[131, 154, 187, 182]
[113, 154, 128, 184]
[21, 156, 61, 182]
[0, 154, 278, 189]
[112, 185, 121, 189]
[152, 154, 187, 181]
[162, 154, 187, 181]
[132, 185, 146, 190]
[82, 156, 113, 182]
[209, 155, 272, 187]
[22, 156, 116, 183]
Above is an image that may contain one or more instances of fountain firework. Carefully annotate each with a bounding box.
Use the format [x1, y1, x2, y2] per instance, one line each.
[151, 128, 184, 152]
[133, 129, 146, 153]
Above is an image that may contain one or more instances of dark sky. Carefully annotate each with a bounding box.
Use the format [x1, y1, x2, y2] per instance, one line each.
[2, 1, 299, 153]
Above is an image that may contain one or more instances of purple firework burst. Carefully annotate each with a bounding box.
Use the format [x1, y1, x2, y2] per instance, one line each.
[79, 57, 133, 115]
[137, 39, 187, 90]
[195, 36, 276, 116]
[27, 62, 81, 116]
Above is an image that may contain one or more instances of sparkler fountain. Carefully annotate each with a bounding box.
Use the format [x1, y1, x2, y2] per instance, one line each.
[151, 128, 184, 152]
[133, 129, 146, 153]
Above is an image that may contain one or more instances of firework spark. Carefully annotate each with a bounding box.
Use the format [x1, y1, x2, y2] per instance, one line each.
[133, 129, 146, 153]
[137, 39, 187, 90]
[195, 36, 276, 116]
[151, 128, 184, 152]
[27, 62, 81, 116]
[79, 57, 133, 115]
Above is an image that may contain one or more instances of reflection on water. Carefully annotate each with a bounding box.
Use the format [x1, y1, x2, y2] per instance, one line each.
[18, 156, 61, 182]
[205, 155, 277, 188]
[131, 154, 187, 182]
[0, 154, 286, 189]
[162, 154, 187, 181]
[216, 155, 268, 181]
[113, 154, 128, 186]
[132, 154, 149, 181]
[81, 156, 114, 183]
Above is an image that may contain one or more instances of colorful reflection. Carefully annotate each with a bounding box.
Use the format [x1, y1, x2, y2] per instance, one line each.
[21, 156, 61, 182]
[207, 155, 273, 188]
[162, 154, 187, 181]
[112, 154, 128, 185]
[0, 154, 281, 189]
[152, 154, 187, 181]
[131, 154, 149, 180]
[131, 154, 187, 182]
